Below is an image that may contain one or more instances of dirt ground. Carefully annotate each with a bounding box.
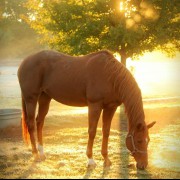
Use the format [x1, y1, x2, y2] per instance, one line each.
[0, 102, 180, 179]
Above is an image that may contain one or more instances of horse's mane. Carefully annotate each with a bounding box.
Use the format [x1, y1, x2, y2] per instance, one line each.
[103, 53, 145, 129]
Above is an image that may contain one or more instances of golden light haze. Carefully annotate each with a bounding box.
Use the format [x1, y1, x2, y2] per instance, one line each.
[116, 51, 180, 98]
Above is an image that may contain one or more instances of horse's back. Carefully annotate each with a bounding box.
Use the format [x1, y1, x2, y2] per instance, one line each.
[18, 50, 117, 106]
[18, 49, 112, 86]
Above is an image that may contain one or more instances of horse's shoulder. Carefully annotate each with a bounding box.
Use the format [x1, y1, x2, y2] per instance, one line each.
[84, 50, 114, 64]
[98, 50, 113, 57]
[86, 50, 113, 59]
[36, 50, 65, 58]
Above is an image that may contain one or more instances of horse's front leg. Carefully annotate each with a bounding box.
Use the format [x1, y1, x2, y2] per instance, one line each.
[102, 107, 117, 167]
[86, 102, 102, 168]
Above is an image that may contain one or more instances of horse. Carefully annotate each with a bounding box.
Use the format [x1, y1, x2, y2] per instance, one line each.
[17, 50, 155, 170]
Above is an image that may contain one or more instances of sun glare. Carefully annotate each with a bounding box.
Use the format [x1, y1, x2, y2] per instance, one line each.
[119, 2, 124, 11]
[29, 14, 36, 21]
[115, 52, 180, 98]
[134, 59, 179, 97]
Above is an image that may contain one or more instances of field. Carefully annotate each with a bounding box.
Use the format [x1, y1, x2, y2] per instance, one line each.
[0, 99, 180, 179]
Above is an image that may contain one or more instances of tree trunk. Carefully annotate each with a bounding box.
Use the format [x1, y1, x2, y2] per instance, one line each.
[121, 54, 127, 67]
[119, 44, 127, 66]
[119, 47, 128, 132]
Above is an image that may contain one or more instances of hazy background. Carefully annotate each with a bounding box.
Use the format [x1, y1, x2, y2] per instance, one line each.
[0, 0, 180, 178]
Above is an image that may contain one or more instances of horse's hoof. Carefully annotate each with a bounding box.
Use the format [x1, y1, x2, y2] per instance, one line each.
[87, 164, 97, 169]
[40, 154, 46, 161]
[104, 159, 112, 167]
[87, 159, 96, 168]
[33, 154, 41, 162]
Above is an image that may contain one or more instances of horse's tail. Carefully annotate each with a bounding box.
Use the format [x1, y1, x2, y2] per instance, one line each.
[21, 95, 30, 145]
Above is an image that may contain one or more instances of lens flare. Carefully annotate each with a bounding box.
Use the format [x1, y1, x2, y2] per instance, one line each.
[119, 2, 124, 11]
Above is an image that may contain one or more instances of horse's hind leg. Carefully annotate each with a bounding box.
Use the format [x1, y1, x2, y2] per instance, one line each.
[102, 107, 117, 167]
[25, 96, 39, 161]
[36, 92, 51, 160]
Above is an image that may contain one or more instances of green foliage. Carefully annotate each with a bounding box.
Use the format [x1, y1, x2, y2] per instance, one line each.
[6, 0, 180, 63]
[0, 0, 27, 20]
[0, 0, 42, 59]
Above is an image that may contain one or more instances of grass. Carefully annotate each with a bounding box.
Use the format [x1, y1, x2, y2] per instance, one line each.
[0, 101, 180, 178]
[0, 128, 179, 179]
[0, 96, 180, 178]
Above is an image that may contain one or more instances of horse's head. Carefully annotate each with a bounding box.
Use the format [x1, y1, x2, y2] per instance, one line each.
[126, 121, 156, 170]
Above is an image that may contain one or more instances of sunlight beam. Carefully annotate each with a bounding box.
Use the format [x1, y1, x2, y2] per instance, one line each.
[119, 1, 124, 12]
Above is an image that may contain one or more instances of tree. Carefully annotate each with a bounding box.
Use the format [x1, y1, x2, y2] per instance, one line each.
[0, 0, 42, 59]
[25, 0, 179, 66]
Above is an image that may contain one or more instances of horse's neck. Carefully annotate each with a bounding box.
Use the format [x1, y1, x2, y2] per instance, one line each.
[122, 92, 145, 132]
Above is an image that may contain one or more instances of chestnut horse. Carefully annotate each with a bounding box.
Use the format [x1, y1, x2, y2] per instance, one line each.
[18, 50, 155, 169]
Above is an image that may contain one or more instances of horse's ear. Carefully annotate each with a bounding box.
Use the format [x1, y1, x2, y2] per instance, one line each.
[136, 122, 145, 131]
[147, 121, 156, 129]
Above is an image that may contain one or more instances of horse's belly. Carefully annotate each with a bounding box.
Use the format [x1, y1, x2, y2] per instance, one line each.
[45, 87, 87, 107]
[54, 96, 87, 107]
